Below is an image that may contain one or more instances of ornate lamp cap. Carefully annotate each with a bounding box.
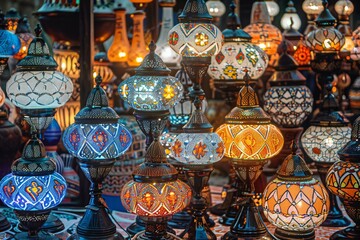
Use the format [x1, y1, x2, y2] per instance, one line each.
[135, 41, 171, 76]
[133, 139, 178, 183]
[315, 0, 336, 27]
[225, 72, 271, 124]
[277, 142, 313, 181]
[11, 136, 56, 176]
[269, 41, 306, 86]
[178, 0, 213, 23]
[222, 1, 251, 42]
[75, 75, 119, 124]
[338, 116, 360, 162]
[15, 17, 31, 34]
[16, 24, 58, 71]
[285, 0, 296, 13]
[183, 97, 213, 133]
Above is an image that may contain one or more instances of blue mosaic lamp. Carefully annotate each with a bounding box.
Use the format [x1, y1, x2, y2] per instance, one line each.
[0, 10, 20, 75]
[63, 75, 132, 239]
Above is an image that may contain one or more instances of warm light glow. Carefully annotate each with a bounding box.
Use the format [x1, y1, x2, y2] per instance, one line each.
[93, 71, 97, 80]
[323, 39, 332, 49]
[118, 52, 127, 58]
[136, 57, 143, 63]
[163, 85, 175, 100]
[324, 137, 334, 148]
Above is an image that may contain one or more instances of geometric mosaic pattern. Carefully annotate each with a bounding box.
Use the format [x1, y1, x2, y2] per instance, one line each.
[301, 126, 351, 163]
[306, 27, 345, 52]
[121, 180, 192, 217]
[216, 124, 284, 160]
[0, 173, 67, 211]
[264, 86, 313, 127]
[327, 161, 360, 201]
[208, 42, 268, 80]
[263, 178, 329, 231]
[63, 123, 132, 160]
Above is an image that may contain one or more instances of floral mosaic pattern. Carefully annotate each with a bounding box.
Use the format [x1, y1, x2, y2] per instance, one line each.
[119, 75, 183, 111]
[208, 42, 268, 80]
[263, 178, 329, 231]
[301, 126, 351, 163]
[327, 161, 360, 201]
[216, 124, 284, 160]
[63, 123, 132, 160]
[7, 71, 73, 110]
[0, 173, 67, 211]
[168, 23, 223, 57]
[121, 180, 192, 217]
[293, 41, 311, 66]
[170, 133, 224, 165]
[264, 86, 313, 127]
[306, 27, 345, 52]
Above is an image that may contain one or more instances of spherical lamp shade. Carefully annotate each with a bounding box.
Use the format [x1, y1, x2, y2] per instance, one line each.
[280, 1, 301, 31]
[265, 0, 280, 18]
[206, 0, 226, 18]
[302, 0, 324, 16]
[334, 0, 354, 17]
[301, 126, 351, 163]
[119, 42, 183, 111]
[0, 173, 66, 211]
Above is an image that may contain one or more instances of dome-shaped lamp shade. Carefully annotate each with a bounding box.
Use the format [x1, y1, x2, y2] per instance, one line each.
[264, 86, 313, 127]
[306, 29, 345, 52]
[206, 0, 226, 18]
[208, 43, 268, 80]
[327, 161, 360, 201]
[170, 132, 224, 165]
[0, 173, 67, 211]
[263, 178, 329, 232]
[301, 126, 351, 163]
[216, 124, 283, 160]
[302, 0, 324, 16]
[121, 180, 192, 217]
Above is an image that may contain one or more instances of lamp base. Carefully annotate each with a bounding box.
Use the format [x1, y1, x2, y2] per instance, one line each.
[274, 228, 315, 240]
[330, 227, 360, 240]
[127, 217, 175, 236]
[19, 214, 65, 233]
[68, 232, 125, 240]
[0, 213, 10, 231]
[14, 231, 58, 240]
[167, 211, 191, 229]
[133, 231, 181, 240]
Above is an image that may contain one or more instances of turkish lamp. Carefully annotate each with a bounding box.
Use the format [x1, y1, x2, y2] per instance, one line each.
[53, 42, 80, 79]
[128, 10, 148, 67]
[107, 4, 130, 63]
[206, 0, 226, 18]
[63, 76, 132, 238]
[5, 8, 20, 33]
[335, 0, 354, 22]
[93, 52, 116, 88]
[326, 116, 360, 239]
[155, 0, 180, 66]
[280, 1, 301, 31]
[263, 143, 330, 240]
[264, 41, 313, 128]
[335, 0, 355, 57]
[0, 11, 20, 75]
[265, 0, 280, 20]
[13, 17, 34, 60]
[302, 0, 324, 35]
[293, 40, 312, 66]
[121, 140, 191, 239]
[244, 1, 282, 56]
[208, 2, 269, 83]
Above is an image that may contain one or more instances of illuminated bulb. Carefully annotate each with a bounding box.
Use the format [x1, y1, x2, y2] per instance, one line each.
[118, 52, 126, 58]
[325, 137, 334, 148]
[136, 57, 143, 63]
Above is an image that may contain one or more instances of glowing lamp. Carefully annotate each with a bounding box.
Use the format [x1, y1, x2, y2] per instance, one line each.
[93, 52, 116, 86]
[335, 0, 355, 56]
[335, 0, 354, 21]
[263, 143, 329, 240]
[206, 0, 226, 18]
[128, 11, 148, 67]
[293, 40, 312, 66]
[107, 5, 130, 63]
[244, 1, 282, 56]
[5, 8, 20, 33]
[280, 1, 301, 31]
[13, 17, 34, 60]
[130, 0, 153, 9]
[265, 0, 280, 19]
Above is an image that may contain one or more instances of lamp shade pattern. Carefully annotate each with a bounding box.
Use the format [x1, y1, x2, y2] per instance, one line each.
[13, 32, 34, 60]
[119, 76, 183, 111]
[7, 71, 73, 110]
[0, 29, 20, 57]
[301, 126, 351, 163]
[63, 123, 132, 161]
[216, 124, 283, 160]
[121, 180, 192, 217]
[168, 23, 223, 57]
[306, 28, 345, 52]
[264, 86, 313, 127]
[171, 132, 224, 165]
[293, 41, 312, 66]
[327, 161, 360, 201]
[208, 42, 268, 80]
[0, 173, 67, 211]
[263, 178, 329, 231]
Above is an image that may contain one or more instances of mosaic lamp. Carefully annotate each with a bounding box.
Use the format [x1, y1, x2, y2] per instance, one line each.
[0, 11, 20, 75]
[302, 0, 324, 35]
[244, 1, 282, 57]
[13, 17, 34, 60]
[335, 0, 355, 57]
[264, 0, 280, 21]
[264, 41, 313, 168]
[122, 139, 192, 240]
[128, 10, 148, 67]
[280, 1, 301, 31]
[263, 143, 330, 240]
[208, 1, 268, 103]
[63, 75, 132, 239]
[301, 82, 351, 227]
[216, 72, 284, 238]
[326, 116, 360, 239]
[107, 4, 131, 64]
[5, 8, 20, 33]
[155, 0, 181, 66]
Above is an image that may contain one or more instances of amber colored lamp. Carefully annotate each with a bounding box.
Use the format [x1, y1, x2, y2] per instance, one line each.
[128, 11, 148, 67]
[244, 1, 282, 56]
[263, 144, 330, 240]
[13, 17, 34, 60]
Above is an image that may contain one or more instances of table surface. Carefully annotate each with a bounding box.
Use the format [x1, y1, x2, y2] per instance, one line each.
[0, 186, 352, 240]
